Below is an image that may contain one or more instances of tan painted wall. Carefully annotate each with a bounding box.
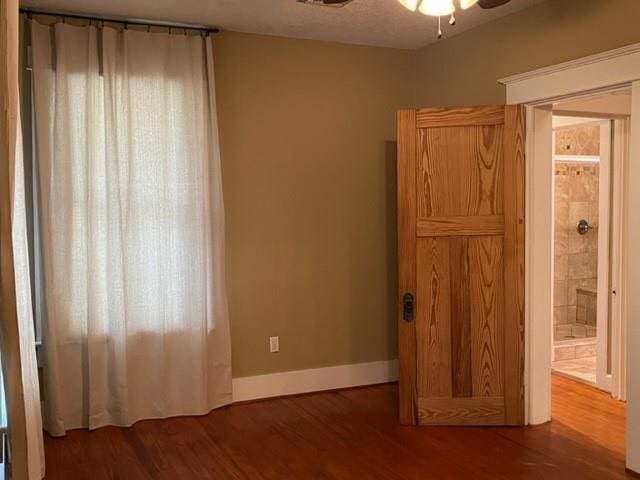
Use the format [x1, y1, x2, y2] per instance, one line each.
[213, 0, 640, 377]
[213, 31, 414, 377]
[415, 0, 640, 106]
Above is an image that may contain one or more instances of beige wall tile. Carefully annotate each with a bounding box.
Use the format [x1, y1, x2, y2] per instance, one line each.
[555, 200, 569, 226]
[554, 344, 576, 360]
[555, 228, 569, 256]
[569, 201, 592, 223]
[554, 255, 568, 281]
[554, 175, 570, 203]
[567, 278, 597, 306]
[575, 343, 597, 358]
[568, 229, 598, 254]
[568, 252, 598, 279]
[554, 280, 568, 307]
[554, 306, 567, 326]
[554, 161, 599, 331]
[577, 292, 587, 307]
[555, 125, 600, 156]
[572, 325, 587, 338]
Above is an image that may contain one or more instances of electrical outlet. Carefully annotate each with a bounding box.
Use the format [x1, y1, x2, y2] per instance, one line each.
[269, 336, 280, 353]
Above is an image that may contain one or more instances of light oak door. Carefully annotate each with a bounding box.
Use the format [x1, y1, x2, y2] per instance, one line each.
[397, 106, 525, 426]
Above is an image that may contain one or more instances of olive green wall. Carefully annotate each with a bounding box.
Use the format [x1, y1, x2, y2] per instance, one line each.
[213, 32, 414, 377]
[213, 0, 640, 378]
[415, 0, 640, 106]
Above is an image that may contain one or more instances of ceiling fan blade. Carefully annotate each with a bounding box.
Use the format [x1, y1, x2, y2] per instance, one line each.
[478, 0, 511, 8]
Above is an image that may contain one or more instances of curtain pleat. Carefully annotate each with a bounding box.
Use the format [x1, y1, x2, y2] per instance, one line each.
[0, 1, 46, 478]
[31, 21, 232, 436]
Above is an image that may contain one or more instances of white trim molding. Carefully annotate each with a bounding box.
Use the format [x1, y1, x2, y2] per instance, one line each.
[626, 81, 640, 474]
[524, 105, 554, 426]
[503, 42, 639, 473]
[231, 360, 398, 403]
[554, 155, 600, 163]
[499, 42, 640, 105]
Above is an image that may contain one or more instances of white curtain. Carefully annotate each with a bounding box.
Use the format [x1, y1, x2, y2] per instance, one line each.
[31, 21, 232, 436]
[1, 1, 45, 478]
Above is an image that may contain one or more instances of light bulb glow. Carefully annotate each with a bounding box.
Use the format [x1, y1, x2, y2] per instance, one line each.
[397, 0, 420, 11]
[459, 0, 479, 9]
[418, 0, 455, 17]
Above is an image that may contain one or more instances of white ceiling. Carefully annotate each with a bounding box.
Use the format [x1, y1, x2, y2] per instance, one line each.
[21, 0, 546, 49]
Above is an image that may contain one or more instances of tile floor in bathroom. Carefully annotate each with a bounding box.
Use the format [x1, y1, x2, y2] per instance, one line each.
[551, 356, 597, 385]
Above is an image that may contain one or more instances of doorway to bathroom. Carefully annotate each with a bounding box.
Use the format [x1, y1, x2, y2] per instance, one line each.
[550, 91, 630, 398]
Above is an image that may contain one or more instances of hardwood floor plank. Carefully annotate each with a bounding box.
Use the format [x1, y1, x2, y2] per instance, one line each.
[290, 390, 468, 480]
[43, 376, 632, 479]
[338, 385, 576, 480]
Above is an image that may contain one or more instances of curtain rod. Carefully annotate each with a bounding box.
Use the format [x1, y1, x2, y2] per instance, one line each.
[19, 7, 220, 34]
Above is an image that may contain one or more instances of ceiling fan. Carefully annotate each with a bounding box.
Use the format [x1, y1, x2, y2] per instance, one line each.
[296, 0, 355, 7]
[299, 0, 511, 7]
[398, 0, 513, 38]
[478, 0, 511, 7]
[299, 0, 511, 10]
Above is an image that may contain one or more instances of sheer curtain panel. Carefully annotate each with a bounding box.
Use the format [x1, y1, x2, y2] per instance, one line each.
[31, 20, 232, 436]
[0, 1, 45, 477]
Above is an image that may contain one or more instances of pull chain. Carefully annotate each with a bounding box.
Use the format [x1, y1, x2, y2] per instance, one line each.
[437, 16, 442, 39]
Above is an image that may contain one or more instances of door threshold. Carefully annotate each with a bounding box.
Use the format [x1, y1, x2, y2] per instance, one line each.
[551, 369, 596, 388]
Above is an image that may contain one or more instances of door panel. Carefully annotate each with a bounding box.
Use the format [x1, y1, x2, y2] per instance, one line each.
[417, 125, 504, 218]
[469, 236, 504, 398]
[397, 105, 525, 426]
[416, 237, 451, 400]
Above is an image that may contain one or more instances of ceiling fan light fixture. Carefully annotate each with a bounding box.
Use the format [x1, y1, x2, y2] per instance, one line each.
[399, 0, 512, 39]
[418, 0, 455, 17]
[398, 0, 420, 11]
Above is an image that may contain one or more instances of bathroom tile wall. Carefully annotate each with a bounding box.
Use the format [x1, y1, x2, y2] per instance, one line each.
[555, 125, 600, 156]
[576, 288, 597, 326]
[553, 125, 600, 341]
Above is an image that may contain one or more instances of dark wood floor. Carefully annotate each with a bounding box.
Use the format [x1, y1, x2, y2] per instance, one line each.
[44, 374, 631, 479]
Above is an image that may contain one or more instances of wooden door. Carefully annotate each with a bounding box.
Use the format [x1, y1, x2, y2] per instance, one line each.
[397, 106, 525, 426]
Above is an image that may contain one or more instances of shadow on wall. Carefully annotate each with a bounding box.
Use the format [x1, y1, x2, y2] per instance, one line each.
[385, 140, 399, 359]
[343, 139, 399, 370]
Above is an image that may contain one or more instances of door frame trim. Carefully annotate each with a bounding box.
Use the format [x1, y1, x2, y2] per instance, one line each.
[610, 117, 629, 401]
[501, 47, 640, 473]
[595, 119, 612, 393]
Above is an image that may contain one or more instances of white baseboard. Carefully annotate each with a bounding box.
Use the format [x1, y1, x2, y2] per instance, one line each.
[231, 359, 398, 403]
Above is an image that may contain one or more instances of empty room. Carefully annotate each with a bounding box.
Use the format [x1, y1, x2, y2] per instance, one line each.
[1, 0, 640, 479]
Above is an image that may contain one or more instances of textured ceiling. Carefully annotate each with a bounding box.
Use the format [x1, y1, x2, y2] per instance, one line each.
[21, 0, 546, 49]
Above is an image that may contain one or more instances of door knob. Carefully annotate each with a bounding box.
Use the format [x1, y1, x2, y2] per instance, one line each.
[402, 293, 414, 322]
